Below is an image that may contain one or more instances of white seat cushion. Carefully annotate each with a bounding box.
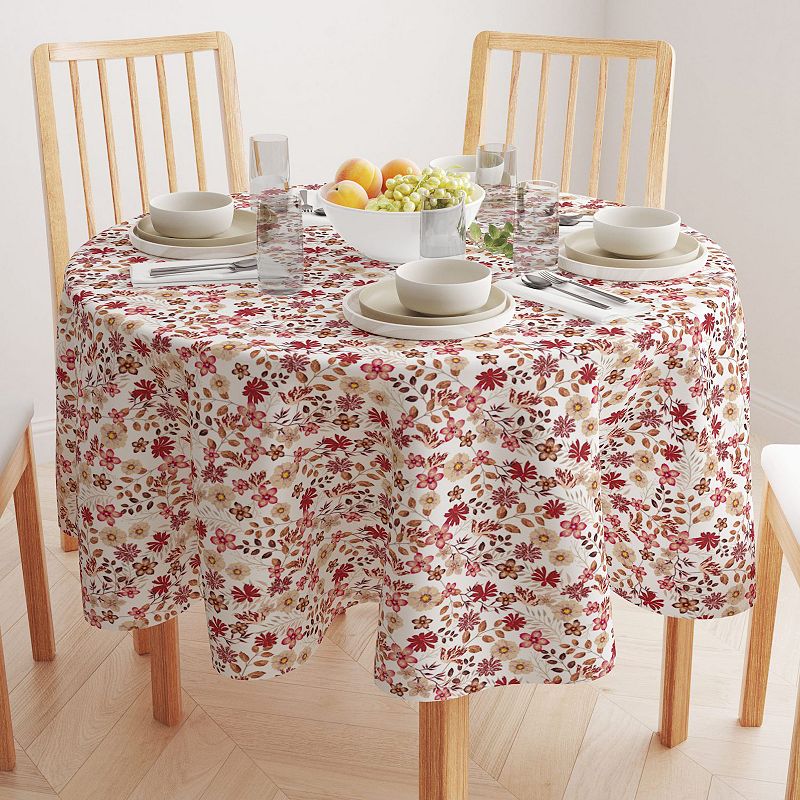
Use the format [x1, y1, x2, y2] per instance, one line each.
[762, 445, 800, 541]
[0, 400, 33, 476]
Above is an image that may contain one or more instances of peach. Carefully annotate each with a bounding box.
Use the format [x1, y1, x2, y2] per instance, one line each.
[381, 158, 421, 190]
[324, 180, 369, 209]
[334, 158, 383, 198]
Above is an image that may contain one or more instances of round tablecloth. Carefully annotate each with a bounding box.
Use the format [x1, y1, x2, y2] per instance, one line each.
[55, 195, 754, 701]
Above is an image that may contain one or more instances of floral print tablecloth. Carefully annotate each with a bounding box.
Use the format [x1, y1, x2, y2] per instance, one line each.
[55, 196, 754, 701]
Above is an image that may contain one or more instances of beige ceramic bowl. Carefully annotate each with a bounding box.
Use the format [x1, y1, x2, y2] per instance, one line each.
[593, 206, 681, 257]
[149, 191, 234, 239]
[394, 259, 492, 316]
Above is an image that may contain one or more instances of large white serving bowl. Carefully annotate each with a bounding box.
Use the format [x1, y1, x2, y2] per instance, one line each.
[149, 191, 234, 239]
[395, 258, 492, 316]
[593, 206, 681, 258]
[318, 184, 484, 263]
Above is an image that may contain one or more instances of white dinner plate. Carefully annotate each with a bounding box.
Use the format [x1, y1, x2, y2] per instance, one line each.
[563, 229, 701, 268]
[343, 286, 515, 340]
[359, 279, 507, 326]
[134, 209, 256, 247]
[558, 240, 708, 282]
[129, 227, 257, 260]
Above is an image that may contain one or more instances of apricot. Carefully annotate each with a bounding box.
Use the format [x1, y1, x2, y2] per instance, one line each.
[325, 180, 369, 209]
[381, 158, 421, 190]
[334, 158, 383, 198]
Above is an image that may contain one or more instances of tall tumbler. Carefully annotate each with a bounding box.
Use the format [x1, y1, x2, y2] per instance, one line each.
[420, 198, 466, 259]
[256, 190, 304, 295]
[250, 134, 290, 202]
[513, 180, 559, 274]
[476, 143, 518, 227]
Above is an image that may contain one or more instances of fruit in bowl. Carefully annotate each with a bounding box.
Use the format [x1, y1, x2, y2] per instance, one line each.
[319, 159, 484, 263]
[334, 158, 383, 199]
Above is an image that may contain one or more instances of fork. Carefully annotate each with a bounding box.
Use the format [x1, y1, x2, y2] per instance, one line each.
[298, 189, 313, 214]
[540, 270, 628, 305]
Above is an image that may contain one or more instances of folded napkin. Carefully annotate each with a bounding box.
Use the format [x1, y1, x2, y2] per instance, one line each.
[130, 258, 257, 288]
[496, 276, 649, 324]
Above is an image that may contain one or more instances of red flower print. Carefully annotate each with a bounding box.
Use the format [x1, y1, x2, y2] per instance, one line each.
[475, 368, 507, 390]
[150, 436, 175, 459]
[444, 503, 469, 526]
[407, 631, 438, 652]
[655, 464, 680, 486]
[360, 359, 394, 380]
[455, 386, 485, 412]
[210, 529, 237, 553]
[520, 630, 550, 651]
[251, 484, 278, 507]
[242, 378, 269, 404]
[232, 584, 262, 602]
[531, 567, 561, 587]
[560, 515, 587, 539]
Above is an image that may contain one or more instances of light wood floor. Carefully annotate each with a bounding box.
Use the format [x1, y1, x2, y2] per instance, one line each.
[0, 434, 794, 800]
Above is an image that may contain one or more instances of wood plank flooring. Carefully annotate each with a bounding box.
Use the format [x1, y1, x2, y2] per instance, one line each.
[0, 434, 794, 799]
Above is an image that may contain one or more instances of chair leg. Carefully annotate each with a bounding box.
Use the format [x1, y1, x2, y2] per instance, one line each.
[660, 616, 694, 747]
[419, 695, 469, 800]
[60, 533, 79, 552]
[0, 634, 15, 771]
[787, 686, 800, 800]
[150, 617, 182, 726]
[13, 427, 55, 662]
[740, 497, 782, 727]
[133, 628, 151, 655]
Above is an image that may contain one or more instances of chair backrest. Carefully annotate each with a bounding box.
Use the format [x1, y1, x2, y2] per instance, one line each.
[32, 31, 247, 312]
[463, 32, 674, 208]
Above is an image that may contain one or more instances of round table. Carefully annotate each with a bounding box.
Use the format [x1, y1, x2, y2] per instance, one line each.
[55, 195, 754, 794]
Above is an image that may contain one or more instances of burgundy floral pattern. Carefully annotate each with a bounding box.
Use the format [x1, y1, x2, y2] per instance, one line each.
[55, 196, 754, 700]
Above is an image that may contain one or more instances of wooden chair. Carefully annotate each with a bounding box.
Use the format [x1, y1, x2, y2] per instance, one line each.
[0, 402, 56, 769]
[463, 32, 675, 208]
[431, 32, 685, 781]
[740, 447, 800, 799]
[32, 31, 246, 727]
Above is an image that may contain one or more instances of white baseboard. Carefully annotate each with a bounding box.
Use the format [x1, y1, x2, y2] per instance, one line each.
[750, 390, 800, 445]
[31, 416, 56, 465]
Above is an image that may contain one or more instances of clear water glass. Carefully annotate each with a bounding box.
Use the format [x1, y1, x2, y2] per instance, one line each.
[477, 143, 518, 225]
[420, 199, 466, 258]
[250, 134, 290, 201]
[476, 143, 517, 186]
[256, 191, 304, 295]
[513, 180, 559, 274]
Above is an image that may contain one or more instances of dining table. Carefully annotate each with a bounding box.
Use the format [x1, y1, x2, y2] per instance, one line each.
[54, 192, 754, 798]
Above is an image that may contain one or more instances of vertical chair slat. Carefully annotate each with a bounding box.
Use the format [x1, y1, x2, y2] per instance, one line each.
[616, 57, 638, 203]
[68, 60, 95, 237]
[531, 52, 550, 179]
[97, 59, 122, 223]
[462, 30, 491, 157]
[185, 51, 207, 191]
[504, 50, 521, 147]
[155, 54, 178, 192]
[126, 57, 149, 213]
[560, 55, 581, 192]
[588, 56, 608, 198]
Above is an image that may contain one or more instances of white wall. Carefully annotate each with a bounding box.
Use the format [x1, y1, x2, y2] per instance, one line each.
[0, 0, 606, 460]
[604, 0, 800, 441]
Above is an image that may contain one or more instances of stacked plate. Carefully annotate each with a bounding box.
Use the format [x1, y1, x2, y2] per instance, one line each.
[343, 278, 515, 341]
[559, 228, 707, 282]
[129, 209, 257, 260]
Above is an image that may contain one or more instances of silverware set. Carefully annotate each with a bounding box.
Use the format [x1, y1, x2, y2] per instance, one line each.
[520, 269, 627, 310]
[150, 256, 257, 278]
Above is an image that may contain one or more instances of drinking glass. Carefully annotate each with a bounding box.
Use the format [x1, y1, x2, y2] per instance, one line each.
[256, 190, 304, 295]
[513, 180, 559, 274]
[250, 134, 290, 200]
[420, 199, 466, 259]
[476, 143, 517, 186]
[476, 143, 518, 225]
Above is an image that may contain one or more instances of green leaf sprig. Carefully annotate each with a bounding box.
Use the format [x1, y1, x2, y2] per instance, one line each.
[468, 221, 514, 259]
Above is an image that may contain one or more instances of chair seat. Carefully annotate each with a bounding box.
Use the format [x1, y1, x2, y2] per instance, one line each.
[0, 401, 33, 476]
[762, 445, 800, 541]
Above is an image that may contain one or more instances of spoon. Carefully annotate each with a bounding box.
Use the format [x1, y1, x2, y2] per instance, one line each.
[559, 214, 592, 226]
[150, 256, 257, 278]
[521, 273, 609, 309]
